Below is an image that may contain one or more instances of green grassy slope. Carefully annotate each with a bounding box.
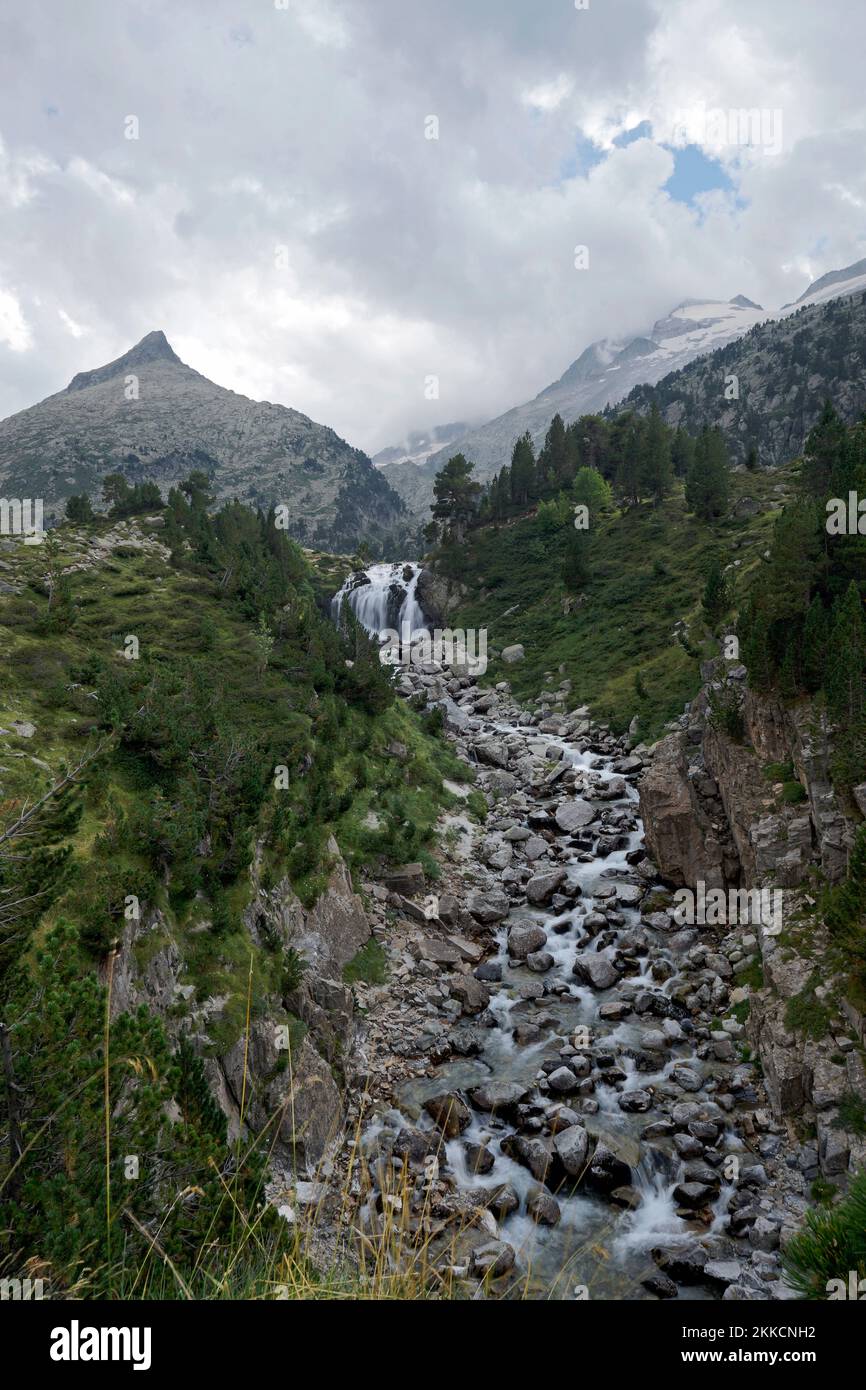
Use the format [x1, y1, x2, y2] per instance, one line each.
[446, 465, 795, 738]
[0, 516, 465, 1037]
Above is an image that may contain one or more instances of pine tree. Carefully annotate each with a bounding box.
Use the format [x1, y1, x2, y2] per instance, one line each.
[615, 419, 644, 505]
[740, 598, 774, 692]
[685, 427, 730, 520]
[431, 453, 481, 542]
[802, 595, 830, 693]
[671, 427, 695, 478]
[543, 414, 569, 488]
[509, 433, 536, 506]
[65, 494, 95, 522]
[826, 581, 866, 727]
[801, 399, 845, 500]
[641, 403, 673, 503]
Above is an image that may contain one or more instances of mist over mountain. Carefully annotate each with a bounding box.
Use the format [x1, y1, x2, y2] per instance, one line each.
[386, 258, 866, 520]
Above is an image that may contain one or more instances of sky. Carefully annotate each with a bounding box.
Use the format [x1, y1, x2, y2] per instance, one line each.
[1, 0, 866, 456]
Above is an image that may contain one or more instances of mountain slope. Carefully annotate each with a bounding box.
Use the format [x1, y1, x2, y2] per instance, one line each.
[387, 297, 769, 517]
[623, 288, 866, 465]
[0, 330, 406, 553]
[389, 258, 866, 520]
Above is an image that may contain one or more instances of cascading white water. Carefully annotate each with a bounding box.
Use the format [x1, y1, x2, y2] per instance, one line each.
[362, 713, 743, 1299]
[331, 562, 426, 639]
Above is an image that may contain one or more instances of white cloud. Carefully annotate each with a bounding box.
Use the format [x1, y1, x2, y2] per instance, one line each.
[522, 74, 573, 112]
[0, 288, 32, 352]
[58, 307, 85, 337]
[0, 0, 865, 453]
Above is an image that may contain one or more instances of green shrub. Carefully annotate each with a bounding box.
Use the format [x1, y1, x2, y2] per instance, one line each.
[343, 938, 387, 986]
[785, 984, 832, 1040]
[783, 1168, 866, 1298]
[835, 1091, 866, 1137]
[781, 780, 807, 804]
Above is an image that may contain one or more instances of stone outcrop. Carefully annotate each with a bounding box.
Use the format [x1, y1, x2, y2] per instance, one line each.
[639, 665, 857, 895]
[111, 835, 370, 1178]
[638, 658, 865, 1190]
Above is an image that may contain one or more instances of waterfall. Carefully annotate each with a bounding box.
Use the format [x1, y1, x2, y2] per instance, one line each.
[331, 562, 426, 639]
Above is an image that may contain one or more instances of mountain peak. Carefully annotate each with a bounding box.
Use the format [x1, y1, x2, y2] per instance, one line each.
[796, 256, 866, 304]
[67, 330, 183, 392]
[730, 294, 763, 310]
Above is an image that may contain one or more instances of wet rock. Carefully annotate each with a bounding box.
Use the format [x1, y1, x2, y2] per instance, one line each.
[526, 869, 567, 904]
[474, 961, 502, 983]
[450, 975, 491, 1014]
[392, 1127, 443, 1164]
[555, 798, 597, 834]
[610, 1185, 642, 1210]
[651, 1242, 709, 1284]
[671, 1064, 703, 1092]
[500, 1134, 555, 1183]
[599, 1000, 632, 1021]
[546, 1105, 582, 1134]
[464, 1141, 495, 1175]
[642, 1271, 679, 1299]
[673, 1133, 704, 1158]
[585, 1142, 633, 1193]
[526, 1186, 561, 1225]
[618, 1089, 653, 1113]
[449, 1027, 484, 1056]
[573, 952, 619, 990]
[485, 1183, 520, 1218]
[682, 1161, 720, 1188]
[526, 950, 555, 973]
[673, 1181, 716, 1209]
[508, 922, 548, 958]
[470, 1240, 515, 1278]
[547, 1065, 580, 1094]
[424, 1092, 471, 1137]
[469, 1081, 531, 1117]
[704, 1260, 744, 1286]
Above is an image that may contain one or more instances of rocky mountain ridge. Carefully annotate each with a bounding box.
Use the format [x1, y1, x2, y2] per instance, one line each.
[386, 257, 866, 519]
[0, 330, 406, 554]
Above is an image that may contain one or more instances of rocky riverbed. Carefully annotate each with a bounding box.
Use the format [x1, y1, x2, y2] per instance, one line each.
[340, 658, 811, 1300]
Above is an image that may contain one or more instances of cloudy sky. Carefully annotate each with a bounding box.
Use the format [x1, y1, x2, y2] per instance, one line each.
[1, 0, 865, 455]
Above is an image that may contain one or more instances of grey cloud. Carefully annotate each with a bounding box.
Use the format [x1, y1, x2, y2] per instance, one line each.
[0, 0, 865, 454]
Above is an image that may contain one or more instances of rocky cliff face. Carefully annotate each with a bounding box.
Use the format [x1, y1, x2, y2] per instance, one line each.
[640, 663, 855, 893]
[110, 834, 370, 1177]
[0, 331, 406, 553]
[638, 660, 866, 1187]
